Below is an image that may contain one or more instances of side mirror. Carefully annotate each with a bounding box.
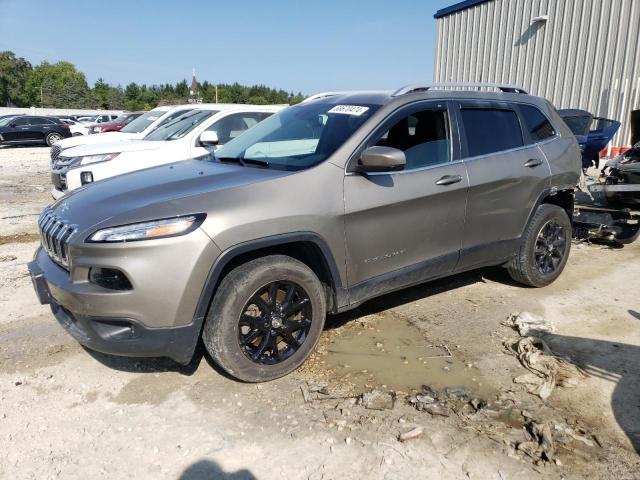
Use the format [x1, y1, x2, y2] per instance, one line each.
[353, 146, 406, 173]
[8, 122, 16, 128]
[199, 130, 219, 146]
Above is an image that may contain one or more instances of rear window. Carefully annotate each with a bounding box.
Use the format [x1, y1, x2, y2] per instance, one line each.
[519, 105, 556, 143]
[461, 108, 524, 157]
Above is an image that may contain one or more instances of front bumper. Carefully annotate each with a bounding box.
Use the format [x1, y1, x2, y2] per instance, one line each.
[27, 229, 221, 364]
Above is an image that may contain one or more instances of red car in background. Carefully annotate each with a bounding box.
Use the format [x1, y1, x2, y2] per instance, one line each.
[89, 112, 143, 134]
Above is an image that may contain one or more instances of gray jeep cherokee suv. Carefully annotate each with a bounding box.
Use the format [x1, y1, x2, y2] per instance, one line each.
[29, 84, 581, 382]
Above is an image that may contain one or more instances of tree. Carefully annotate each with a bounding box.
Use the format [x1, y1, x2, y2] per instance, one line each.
[93, 78, 110, 108]
[1, 50, 307, 110]
[0, 51, 32, 107]
[24, 61, 94, 108]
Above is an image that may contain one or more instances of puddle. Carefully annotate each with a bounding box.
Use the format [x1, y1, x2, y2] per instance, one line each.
[324, 313, 490, 396]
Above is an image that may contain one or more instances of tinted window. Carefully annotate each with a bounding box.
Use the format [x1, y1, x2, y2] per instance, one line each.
[13, 118, 31, 126]
[461, 108, 523, 157]
[375, 108, 451, 169]
[206, 112, 273, 144]
[519, 105, 556, 142]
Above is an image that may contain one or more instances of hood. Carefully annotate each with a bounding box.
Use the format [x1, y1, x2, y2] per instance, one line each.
[56, 132, 138, 150]
[62, 139, 164, 158]
[48, 159, 293, 234]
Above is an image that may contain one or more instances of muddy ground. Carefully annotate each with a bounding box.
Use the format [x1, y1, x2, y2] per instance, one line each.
[0, 146, 638, 479]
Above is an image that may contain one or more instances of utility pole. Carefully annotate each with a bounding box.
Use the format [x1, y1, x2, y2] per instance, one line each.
[215, 84, 218, 104]
[40, 84, 43, 108]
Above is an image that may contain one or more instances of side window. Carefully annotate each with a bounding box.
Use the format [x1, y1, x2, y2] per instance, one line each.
[519, 105, 556, 143]
[461, 108, 523, 157]
[206, 113, 268, 144]
[13, 118, 31, 126]
[374, 108, 451, 170]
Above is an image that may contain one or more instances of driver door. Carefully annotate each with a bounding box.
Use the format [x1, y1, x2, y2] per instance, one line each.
[343, 102, 468, 303]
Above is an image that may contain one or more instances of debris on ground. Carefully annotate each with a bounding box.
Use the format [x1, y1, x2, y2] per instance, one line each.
[360, 390, 395, 410]
[398, 426, 424, 442]
[554, 423, 597, 448]
[300, 382, 331, 403]
[444, 386, 466, 399]
[504, 312, 554, 336]
[507, 336, 589, 399]
[408, 385, 451, 417]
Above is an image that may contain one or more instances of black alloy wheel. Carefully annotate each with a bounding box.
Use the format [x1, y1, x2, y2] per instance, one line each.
[534, 220, 567, 275]
[238, 281, 312, 365]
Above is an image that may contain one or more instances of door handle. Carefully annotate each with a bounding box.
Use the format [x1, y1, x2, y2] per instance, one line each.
[524, 158, 543, 168]
[435, 174, 463, 186]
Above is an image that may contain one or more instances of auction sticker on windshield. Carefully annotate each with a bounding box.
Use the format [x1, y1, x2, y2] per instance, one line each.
[328, 105, 370, 116]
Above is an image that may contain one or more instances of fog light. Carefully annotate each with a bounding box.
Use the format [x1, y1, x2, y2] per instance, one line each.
[80, 171, 94, 185]
[89, 267, 132, 291]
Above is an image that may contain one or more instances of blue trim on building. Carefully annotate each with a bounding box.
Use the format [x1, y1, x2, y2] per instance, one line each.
[434, 0, 492, 19]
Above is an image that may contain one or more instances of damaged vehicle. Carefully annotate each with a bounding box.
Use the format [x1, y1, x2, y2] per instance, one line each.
[601, 143, 640, 206]
[558, 109, 621, 170]
[28, 84, 581, 382]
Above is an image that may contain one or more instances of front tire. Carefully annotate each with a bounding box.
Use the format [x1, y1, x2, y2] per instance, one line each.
[507, 204, 572, 287]
[46, 133, 62, 146]
[202, 255, 327, 382]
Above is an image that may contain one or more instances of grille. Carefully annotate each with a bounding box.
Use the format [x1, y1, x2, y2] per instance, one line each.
[38, 211, 76, 269]
[50, 144, 62, 165]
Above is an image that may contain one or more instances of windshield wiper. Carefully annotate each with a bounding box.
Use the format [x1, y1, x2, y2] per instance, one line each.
[243, 158, 270, 168]
[217, 156, 246, 166]
[216, 157, 271, 168]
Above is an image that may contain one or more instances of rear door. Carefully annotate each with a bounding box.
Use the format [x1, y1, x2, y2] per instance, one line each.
[454, 100, 552, 269]
[29, 117, 56, 141]
[343, 101, 469, 300]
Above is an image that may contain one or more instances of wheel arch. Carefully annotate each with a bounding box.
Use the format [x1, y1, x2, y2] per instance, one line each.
[193, 233, 346, 330]
[526, 186, 575, 228]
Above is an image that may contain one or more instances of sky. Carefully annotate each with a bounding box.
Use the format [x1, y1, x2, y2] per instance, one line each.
[0, 0, 455, 95]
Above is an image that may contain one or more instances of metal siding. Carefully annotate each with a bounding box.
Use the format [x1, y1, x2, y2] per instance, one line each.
[434, 0, 640, 146]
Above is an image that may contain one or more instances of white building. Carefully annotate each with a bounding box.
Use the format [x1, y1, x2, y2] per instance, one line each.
[434, 0, 640, 150]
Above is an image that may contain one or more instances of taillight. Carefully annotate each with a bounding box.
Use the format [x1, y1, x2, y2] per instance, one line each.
[61, 124, 70, 129]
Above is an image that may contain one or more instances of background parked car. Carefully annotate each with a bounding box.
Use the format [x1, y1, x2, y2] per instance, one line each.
[0, 115, 71, 146]
[78, 114, 120, 126]
[57, 118, 90, 136]
[50, 104, 282, 198]
[88, 112, 143, 134]
[51, 105, 202, 159]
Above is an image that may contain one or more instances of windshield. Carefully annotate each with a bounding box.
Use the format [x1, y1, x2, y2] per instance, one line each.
[143, 110, 217, 141]
[111, 114, 131, 124]
[214, 102, 380, 171]
[121, 110, 165, 133]
[0, 116, 17, 127]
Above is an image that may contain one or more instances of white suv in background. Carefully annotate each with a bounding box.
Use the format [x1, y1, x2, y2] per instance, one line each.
[51, 106, 196, 156]
[50, 104, 285, 198]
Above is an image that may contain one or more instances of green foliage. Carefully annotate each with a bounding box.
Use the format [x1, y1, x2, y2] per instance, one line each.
[0, 50, 306, 109]
[0, 51, 32, 106]
[24, 60, 94, 108]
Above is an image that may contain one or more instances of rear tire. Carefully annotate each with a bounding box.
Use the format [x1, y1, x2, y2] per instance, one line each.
[46, 133, 62, 146]
[507, 204, 572, 287]
[202, 255, 326, 382]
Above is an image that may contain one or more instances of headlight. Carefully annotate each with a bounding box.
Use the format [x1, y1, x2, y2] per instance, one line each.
[87, 214, 205, 243]
[80, 153, 120, 165]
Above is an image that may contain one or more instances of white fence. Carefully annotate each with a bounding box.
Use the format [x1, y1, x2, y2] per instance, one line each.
[0, 107, 124, 116]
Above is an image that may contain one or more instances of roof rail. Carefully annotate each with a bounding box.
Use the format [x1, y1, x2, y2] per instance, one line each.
[391, 82, 528, 96]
